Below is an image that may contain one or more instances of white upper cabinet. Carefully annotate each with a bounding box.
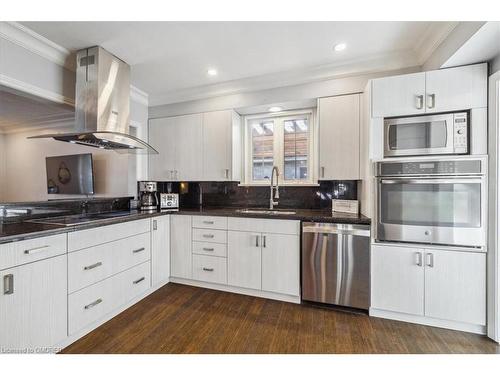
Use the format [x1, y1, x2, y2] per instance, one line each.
[202, 110, 241, 181]
[371, 63, 487, 118]
[318, 93, 361, 180]
[149, 110, 241, 182]
[424, 63, 487, 113]
[372, 72, 426, 118]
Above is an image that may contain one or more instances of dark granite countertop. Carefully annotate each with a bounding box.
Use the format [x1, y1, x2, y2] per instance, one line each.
[0, 207, 370, 244]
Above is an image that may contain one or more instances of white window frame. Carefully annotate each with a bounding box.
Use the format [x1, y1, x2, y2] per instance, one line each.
[242, 109, 317, 186]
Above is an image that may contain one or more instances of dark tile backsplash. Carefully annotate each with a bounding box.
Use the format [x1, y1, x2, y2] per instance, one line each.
[152, 180, 358, 209]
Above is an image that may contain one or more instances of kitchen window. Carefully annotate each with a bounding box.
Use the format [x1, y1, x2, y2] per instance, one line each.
[243, 110, 315, 185]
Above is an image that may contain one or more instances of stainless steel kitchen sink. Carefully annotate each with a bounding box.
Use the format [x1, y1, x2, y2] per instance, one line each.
[235, 209, 296, 215]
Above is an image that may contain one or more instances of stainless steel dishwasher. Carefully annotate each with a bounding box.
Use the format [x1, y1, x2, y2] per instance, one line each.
[302, 222, 370, 310]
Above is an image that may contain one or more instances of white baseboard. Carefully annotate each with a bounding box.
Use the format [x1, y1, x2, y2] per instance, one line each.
[369, 308, 486, 335]
[55, 280, 170, 352]
[170, 277, 301, 304]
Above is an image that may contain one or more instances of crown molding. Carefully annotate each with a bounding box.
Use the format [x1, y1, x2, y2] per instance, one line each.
[149, 50, 420, 106]
[0, 73, 75, 107]
[414, 22, 459, 65]
[130, 85, 149, 106]
[0, 21, 75, 70]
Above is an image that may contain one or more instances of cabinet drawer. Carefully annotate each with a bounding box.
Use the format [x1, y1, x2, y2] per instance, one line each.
[68, 261, 150, 335]
[192, 228, 227, 244]
[228, 217, 299, 235]
[68, 219, 150, 252]
[68, 233, 150, 293]
[192, 241, 227, 257]
[192, 215, 227, 230]
[192, 254, 227, 285]
[0, 234, 66, 270]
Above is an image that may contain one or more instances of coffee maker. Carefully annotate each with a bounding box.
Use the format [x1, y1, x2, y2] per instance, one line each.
[138, 181, 159, 211]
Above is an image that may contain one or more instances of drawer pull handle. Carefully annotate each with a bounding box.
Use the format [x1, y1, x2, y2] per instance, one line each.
[133, 277, 146, 284]
[132, 247, 146, 254]
[84, 298, 103, 310]
[24, 245, 49, 255]
[3, 274, 14, 295]
[203, 221, 215, 224]
[202, 247, 214, 252]
[84, 262, 103, 271]
[203, 234, 215, 239]
[202, 267, 214, 272]
[153, 220, 158, 231]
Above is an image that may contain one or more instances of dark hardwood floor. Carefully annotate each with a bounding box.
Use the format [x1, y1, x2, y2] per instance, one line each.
[61, 283, 499, 354]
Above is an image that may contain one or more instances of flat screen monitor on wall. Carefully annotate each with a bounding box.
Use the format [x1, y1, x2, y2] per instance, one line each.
[45, 153, 95, 195]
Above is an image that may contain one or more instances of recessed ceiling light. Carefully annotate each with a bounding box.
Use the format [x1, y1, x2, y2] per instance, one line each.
[334, 43, 347, 52]
[207, 68, 218, 76]
[268, 106, 283, 113]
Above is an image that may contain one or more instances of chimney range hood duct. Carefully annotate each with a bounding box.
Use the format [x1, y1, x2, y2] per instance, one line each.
[29, 46, 158, 154]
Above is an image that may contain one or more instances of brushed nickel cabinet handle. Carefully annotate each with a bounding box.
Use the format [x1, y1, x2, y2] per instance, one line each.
[262, 235, 266, 248]
[203, 234, 215, 239]
[202, 247, 214, 252]
[203, 220, 215, 225]
[202, 267, 214, 272]
[84, 298, 103, 310]
[3, 274, 14, 295]
[169, 170, 173, 179]
[415, 252, 423, 267]
[133, 277, 145, 284]
[427, 253, 434, 268]
[24, 245, 49, 255]
[133, 247, 146, 253]
[153, 220, 158, 231]
[416, 95, 424, 110]
[255, 235, 260, 247]
[427, 94, 435, 109]
[321, 167, 325, 178]
[84, 261, 102, 271]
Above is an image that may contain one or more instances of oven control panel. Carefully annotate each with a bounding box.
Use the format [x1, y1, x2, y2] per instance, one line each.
[453, 112, 468, 153]
[378, 159, 482, 176]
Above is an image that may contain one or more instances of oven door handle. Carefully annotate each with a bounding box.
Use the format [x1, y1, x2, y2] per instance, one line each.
[380, 178, 483, 185]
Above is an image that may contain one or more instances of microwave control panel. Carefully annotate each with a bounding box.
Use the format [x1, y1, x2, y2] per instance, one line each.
[453, 112, 468, 153]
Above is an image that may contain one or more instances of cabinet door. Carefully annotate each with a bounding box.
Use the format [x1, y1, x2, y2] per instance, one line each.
[425, 63, 487, 113]
[148, 117, 177, 180]
[424, 250, 486, 325]
[318, 94, 360, 180]
[202, 110, 232, 181]
[151, 216, 171, 286]
[170, 215, 192, 279]
[0, 255, 67, 351]
[372, 72, 426, 117]
[261, 233, 300, 296]
[176, 113, 203, 181]
[371, 244, 424, 315]
[227, 231, 261, 290]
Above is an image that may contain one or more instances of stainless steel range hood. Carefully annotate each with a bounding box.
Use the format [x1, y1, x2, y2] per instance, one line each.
[29, 46, 158, 154]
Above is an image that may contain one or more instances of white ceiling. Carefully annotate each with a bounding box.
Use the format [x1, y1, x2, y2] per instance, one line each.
[20, 21, 456, 106]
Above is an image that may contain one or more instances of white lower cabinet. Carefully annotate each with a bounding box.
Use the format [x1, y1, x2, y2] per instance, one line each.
[371, 244, 486, 328]
[0, 254, 67, 351]
[68, 261, 150, 335]
[170, 215, 193, 279]
[151, 216, 171, 286]
[192, 254, 227, 284]
[227, 231, 262, 290]
[371, 245, 425, 316]
[261, 233, 300, 296]
[424, 250, 486, 325]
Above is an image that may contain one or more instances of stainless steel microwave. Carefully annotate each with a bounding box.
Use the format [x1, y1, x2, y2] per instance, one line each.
[384, 112, 468, 157]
